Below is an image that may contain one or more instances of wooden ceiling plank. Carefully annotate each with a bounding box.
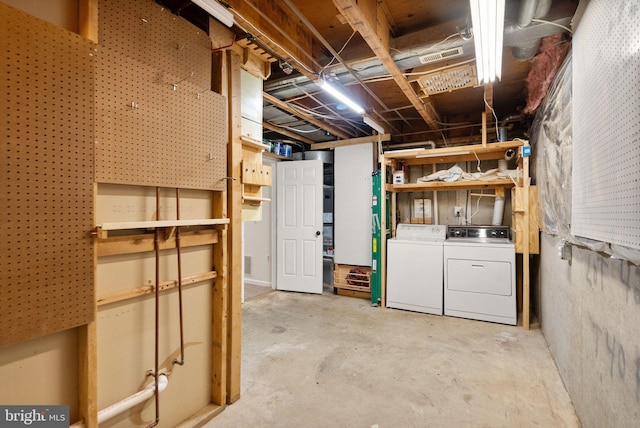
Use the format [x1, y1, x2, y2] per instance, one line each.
[332, 0, 441, 129]
[263, 122, 316, 145]
[263, 92, 351, 139]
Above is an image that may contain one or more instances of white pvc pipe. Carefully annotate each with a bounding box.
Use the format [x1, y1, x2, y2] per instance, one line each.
[71, 374, 168, 427]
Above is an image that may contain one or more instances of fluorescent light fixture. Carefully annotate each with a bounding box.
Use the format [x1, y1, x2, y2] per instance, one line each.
[192, 0, 234, 28]
[469, 0, 505, 84]
[318, 80, 364, 114]
[363, 115, 385, 134]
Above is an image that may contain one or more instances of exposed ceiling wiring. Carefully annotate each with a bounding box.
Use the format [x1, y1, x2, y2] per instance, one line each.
[321, 30, 357, 72]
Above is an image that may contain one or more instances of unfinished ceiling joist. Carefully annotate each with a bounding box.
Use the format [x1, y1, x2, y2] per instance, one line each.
[224, 0, 322, 80]
[313, 133, 391, 150]
[332, 0, 441, 130]
[263, 121, 316, 145]
[263, 92, 351, 139]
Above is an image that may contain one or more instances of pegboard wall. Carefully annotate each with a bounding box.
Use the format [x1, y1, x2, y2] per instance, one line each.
[0, 4, 95, 346]
[98, 0, 212, 91]
[94, 0, 227, 190]
[572, 1, 640, 250]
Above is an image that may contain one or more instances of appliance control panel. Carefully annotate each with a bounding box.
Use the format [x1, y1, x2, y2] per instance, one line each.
[447, 226, 510, 240]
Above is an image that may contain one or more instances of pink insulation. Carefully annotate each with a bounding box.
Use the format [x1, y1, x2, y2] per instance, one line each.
[523, 33, 571, 114]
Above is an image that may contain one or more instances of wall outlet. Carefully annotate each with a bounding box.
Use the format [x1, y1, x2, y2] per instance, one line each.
[454, 206, 462, 217]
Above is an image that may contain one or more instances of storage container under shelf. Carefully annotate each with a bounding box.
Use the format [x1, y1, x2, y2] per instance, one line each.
[333, 264, 371, 293]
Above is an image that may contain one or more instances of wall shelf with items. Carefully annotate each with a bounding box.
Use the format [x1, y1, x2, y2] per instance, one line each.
[382, 140, 537, 329]
[241, 135, 272, 207]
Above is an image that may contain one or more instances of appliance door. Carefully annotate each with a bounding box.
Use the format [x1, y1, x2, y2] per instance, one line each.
[443, 243, 516, 325]
[386, 239, 443, 315]
[446, 259, 513, 296]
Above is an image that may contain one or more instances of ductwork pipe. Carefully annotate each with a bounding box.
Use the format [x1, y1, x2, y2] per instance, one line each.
[513, 0, 554, 60]
[492, 196, 505, 226]
[71, 374, 169, 428]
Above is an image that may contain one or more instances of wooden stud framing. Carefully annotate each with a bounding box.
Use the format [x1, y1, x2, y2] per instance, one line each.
[522, 156, 531, 330]
[78, 0, 98, 406]
[212, 189, 229, 406]
[78, 182, 99, 428]
[226, 49, 243, 404]
[79, 0, 98, 43]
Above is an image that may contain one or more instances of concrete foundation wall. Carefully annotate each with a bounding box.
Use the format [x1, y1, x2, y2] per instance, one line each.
[538, 234, 640, 428]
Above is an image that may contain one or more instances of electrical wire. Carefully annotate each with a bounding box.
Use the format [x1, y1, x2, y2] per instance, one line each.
[412, 32, 463, 56]
[267, 121, 322, 133]
[531, 18, 573, 34]
[483, 91, 500, 141]
[322, 30, 357, 72]
[473, 151, 481, 172]
[465, 191, 484, 224]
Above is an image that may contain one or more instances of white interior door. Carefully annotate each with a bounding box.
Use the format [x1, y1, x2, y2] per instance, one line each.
[276, 160, 323, 294]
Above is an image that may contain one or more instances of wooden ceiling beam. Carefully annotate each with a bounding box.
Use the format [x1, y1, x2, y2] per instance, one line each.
[224, 0, 322, 80]
[262, 122, 316, 145]
[332, 0, 441, 130]
[263, 92, 351, 139]
[313, 133, 391, 150]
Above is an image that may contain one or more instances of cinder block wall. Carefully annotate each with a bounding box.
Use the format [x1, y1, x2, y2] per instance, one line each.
[531, 30, 640, 428]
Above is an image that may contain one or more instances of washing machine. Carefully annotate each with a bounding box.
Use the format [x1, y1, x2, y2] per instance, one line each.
[386, 224, 446, 315]
[444, 226, 516, 325]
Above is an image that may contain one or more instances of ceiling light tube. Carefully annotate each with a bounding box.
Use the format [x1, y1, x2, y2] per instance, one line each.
[470, 0, 505, 84]
[192, 0, 234, 28]
[318, 80, 364, 115]
[363, 115, 385, 134]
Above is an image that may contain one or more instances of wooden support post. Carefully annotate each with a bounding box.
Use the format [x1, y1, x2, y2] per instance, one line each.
[481, 112, 487, 147]
[522, 156, 531, 330]
[380, 153, 387, 308]
[79, 183, 98, 427]
[226, 49, 243, 404]
[78, 0, 98, 43]
[211, 190, 228, 405]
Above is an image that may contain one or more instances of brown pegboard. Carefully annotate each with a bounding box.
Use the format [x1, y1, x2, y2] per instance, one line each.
[94, 46, 227, 190]
[98, 0, 212, 92]
[94, 0, 228, 190]
[0, 4, 95, 347]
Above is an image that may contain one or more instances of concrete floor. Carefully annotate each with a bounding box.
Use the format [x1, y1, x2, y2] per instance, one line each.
[207, 290, 580, 428]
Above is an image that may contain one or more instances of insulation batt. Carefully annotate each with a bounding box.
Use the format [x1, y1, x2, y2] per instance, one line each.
[524, 34, 571, 114]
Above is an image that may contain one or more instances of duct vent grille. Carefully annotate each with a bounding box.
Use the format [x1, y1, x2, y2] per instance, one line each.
[417, 65, 478, 95]
[418, 47, 464, 65]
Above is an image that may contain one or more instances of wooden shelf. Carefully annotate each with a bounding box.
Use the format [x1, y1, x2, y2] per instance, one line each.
[240, 135, 269, 151]
[242, 195, 271, 205]
[384, 141, 524, 162]
[380, 140, 535, 330]
[97, 218, 229, 231]
[263, 151, 292, 160]
[386, 178, 517, 193]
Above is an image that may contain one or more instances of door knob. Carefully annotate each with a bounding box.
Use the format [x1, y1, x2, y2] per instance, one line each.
[315, 230, 321, 237]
